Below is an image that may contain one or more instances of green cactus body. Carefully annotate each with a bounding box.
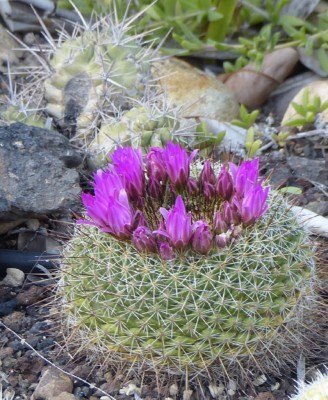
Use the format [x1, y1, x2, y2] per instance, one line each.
[60, 195, 316, 378]
[43, 28, 152, 142]
[88, 105, 180, 165]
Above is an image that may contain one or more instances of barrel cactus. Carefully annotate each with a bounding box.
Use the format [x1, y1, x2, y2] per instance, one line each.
[58, 142, 319, 385]
[2, 11, 231, 158]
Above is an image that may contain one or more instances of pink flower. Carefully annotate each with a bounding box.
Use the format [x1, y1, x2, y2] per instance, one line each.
[79, 188, 134, 239]
[191, 220, 213, 255]
[199, 160, 216, 199]
[132, 226, 157, 253]
[216, 165, 233, 200]
[213, 211, 228, 234]
[237, 184, 270, 226]
[215, 233, 231, 248]
[101, 189, 134, 238]
[111, 146, 144, 199]
[162, 142, 198, 189]
[222, 200, 241, 226]
[146, 147, 167, 182]
[156, 195, 193, 250]
[229, 158, 260, 197]
[159, 242, 175, 260]
[93, 169, 124, 198]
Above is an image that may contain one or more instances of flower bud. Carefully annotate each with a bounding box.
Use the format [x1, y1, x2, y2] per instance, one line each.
[146, 147, 167, 182]
[132, 226, 157, 253]
[200, 160, 216, 199]
[216, 165, 233, 200]
[213, 211, 228, 234]
[191, 220, 213, 255]
[159, 242, 175, 260]
[215, 233, 231, 248]
[222, 201, 241, 226]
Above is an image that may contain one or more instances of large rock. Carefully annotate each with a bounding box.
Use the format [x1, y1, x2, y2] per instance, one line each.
[0, 123, 82, 219]
[152, 58, 239, 121]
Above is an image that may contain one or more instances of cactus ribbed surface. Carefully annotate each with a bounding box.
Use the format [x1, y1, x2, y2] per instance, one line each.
[60, 194, 315, 378]
[44, 26, 153, 142]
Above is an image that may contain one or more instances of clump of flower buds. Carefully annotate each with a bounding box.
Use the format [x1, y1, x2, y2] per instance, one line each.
[79, 142, 270, 258]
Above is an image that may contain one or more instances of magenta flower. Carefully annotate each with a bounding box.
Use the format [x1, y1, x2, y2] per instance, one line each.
[162, 142, 198, 189]
[199, 160, 216, 199]
[237, 184, 270, 226]
[146, 147, 167, 182]
[111, 146, 144, 199]
[132, 226, 157, 253]
[101, 189, 134, 238]
[79, 192, 109, 230]
[213, 211, 228, 234]
[79, 188, 134, 239]
[229, 158, 260, 197]
[222, 201, 241, 226]
[93, 169, 124, 199]
[159, 242, 175, 261]
[157, 195, 192, 250]
[216, 165, 233, 200]
[191, 220, 213, 255]
[215, 233, 231, 248]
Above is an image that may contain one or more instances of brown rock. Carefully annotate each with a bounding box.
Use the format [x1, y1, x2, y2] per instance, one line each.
[152, 58, 239, 121]
[31, 367, 73, 400]
[222, 47, 299, 108]
[0, 346, 14, 360]
[16, 285, 47, 306]
[2, 310, 25, 332]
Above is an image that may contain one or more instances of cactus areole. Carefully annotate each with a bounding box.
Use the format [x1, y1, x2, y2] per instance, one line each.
[61, 143, 316, 379]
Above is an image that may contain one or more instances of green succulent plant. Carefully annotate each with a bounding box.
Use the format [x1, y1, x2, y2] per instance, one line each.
[282, 88, 328, 128]
[59, 193, 317, 381]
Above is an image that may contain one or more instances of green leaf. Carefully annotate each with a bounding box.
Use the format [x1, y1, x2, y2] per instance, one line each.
[312, 96, 321, 111]
[291, 102, 306, 117]
[279, 186, 302, 195]
[207, 11, 223, 22]
[247, 139, 262, 158]
[320, 100, 328, 111]
[283, 117, 307, 127]
[305, 111, 315, 123]
[317, 47, 328, 75]
[239, 104, 248, 121]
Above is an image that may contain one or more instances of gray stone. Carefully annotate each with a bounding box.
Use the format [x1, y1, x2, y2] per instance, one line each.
[31, 367, 73, 400]
[0, 268, 25, 287]
[286, 156, 328, 186]
[0, 123, 82, 219]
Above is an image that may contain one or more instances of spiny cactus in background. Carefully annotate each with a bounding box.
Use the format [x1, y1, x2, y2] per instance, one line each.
[1, 9, 215, 158]
[88, 103, 180, 167]
[290, 369, 328, 400]
[58, 142, 319, 383]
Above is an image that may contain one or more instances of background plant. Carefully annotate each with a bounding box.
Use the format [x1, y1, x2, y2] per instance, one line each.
[56, 0, 328, 74]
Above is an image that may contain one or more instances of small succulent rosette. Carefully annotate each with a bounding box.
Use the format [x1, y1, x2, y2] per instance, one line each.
[60, 142, 318, 381]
